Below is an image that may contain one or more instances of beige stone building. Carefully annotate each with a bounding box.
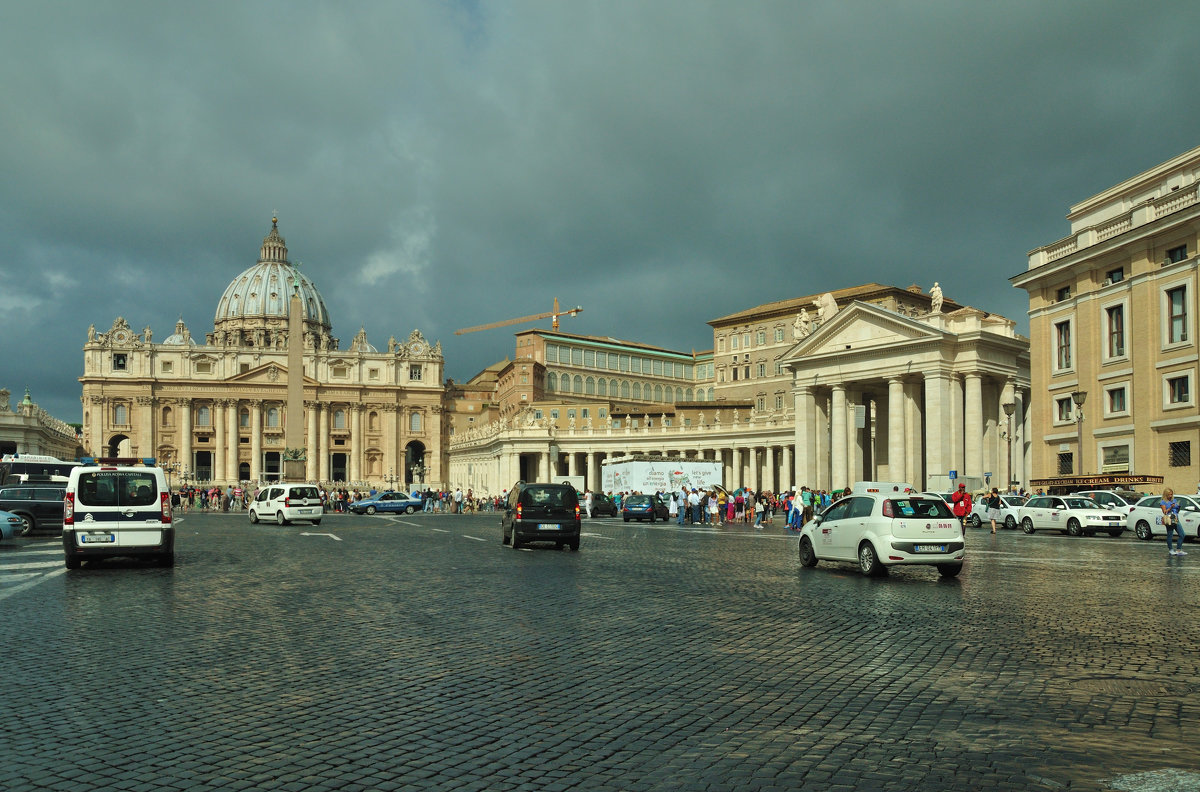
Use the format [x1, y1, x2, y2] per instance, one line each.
[79, 219, 446, 489]
[0, 388, 83, 460]
[1014, 145, 1200, 493]
[448, 284, 1030, 495]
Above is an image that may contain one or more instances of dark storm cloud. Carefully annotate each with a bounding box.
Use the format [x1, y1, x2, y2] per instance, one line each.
[3, 0, 1200, 421]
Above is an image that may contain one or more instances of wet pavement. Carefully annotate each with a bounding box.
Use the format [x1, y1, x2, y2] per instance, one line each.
[2, 511, 1199, 791]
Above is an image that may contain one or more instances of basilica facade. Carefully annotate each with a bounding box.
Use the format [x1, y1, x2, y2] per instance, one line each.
[79, 220, 446, 489]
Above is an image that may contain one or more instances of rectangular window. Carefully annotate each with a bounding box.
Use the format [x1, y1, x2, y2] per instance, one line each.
[581, 409, 589, 418]
[567, 409, 575, 419]
[239, 363, 250, 374]
[619, 355, 629, 372]
[1167, 286, 1188, 343]
[195, 361, 212, 374]
[599, 408, 606, 418]
[1169, 441, 1192, 467]
[756, 397, 765, 411]
[757, 363, 766, 378]
[112, 354, 127, 371]
[1106, 267, 1124, 284]
[1056, 397, 1073, 422]
[1168, 375, 1190, 404]
[409, 365, 422, 381]
[534, 410, 543, 419]
[368, 368, 379, 380]
[1106, 306, 1125, 357]
[584, 350, 595, 367]
[571, 348, 583, 366]
[545, 345, 558, 363]
[718, 337, 726, 352]
[1056, 285, 1072, 302]
[731, 336, 739, 350]
[161, 361, 173, 374]
[775, 394, 784, 410]
[774, 328, 784, 342]
[1055, 321, 1072, 369]
[653, 360, 663, 376]
[1058, 452, 1074, 475]
[333, 365, 348, 378]
[756, 330, 766, 346]
[631, 358, 641, 374]
[744, 366, 750, 380]
[550, 409, 559, 419]
[596, 351, 606, 369]
[1107, 386, 1127, 414]
[1166, 244, 1188, 264]
[732, 368, 738, 381]
[743, 333, 750, 348]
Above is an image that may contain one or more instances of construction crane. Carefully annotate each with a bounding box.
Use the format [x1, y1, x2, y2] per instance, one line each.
[454, 298, 583, 335]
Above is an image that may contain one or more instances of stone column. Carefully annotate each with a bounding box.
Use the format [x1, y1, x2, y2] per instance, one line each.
[950, 375, 964, 476]
[541, 451, 551, 481]
[764, 445, 775, 493]
[780, 444, 792, 493]
[214, 400, 227, 483]
[179, 398, 193, 475]
[319, 403, 330, 483]
[964, 373, 984, 481]
[137, 396, 155, 459]
[227, 400, 240, 482]
[350, 406, 362, 483]
[924, 372, 951, 487]
[888, 378, 906, 483]
[305, 401, 318, 481]
[386, 405, 400, 486]
[830, 384, 847, 490]
[794, 386, 816, 489]
[730, 447, 741, 489]
[251, 399, 263, 483]
[846, 389, 862, 487]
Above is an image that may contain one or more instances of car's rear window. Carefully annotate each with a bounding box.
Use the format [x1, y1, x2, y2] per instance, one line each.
[888, 498, 954, 518]
[76, 471, 159, 507]
[626, 495, 651, 506]
[521, 486, 577, 508]
[291, 486, 319, 499]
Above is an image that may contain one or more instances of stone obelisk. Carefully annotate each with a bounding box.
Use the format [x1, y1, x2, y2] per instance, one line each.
[283, 274, 307, 482]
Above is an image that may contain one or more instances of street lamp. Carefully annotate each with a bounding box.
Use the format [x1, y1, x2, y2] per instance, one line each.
[1071, 390, 1088, 475]
[1002, 401, 1016, 491]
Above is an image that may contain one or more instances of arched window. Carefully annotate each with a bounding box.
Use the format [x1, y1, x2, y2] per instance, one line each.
[610, 379, 619, 396]
[654, 384, 663, 402]
[196, 405, 210, 426]
[597, 378, 608, 396]
[334, 409, 346, 429]
[267, 407, 280, 427]
[676, 387, 684, 402]
[572, 375, 583, 393]
[621, 381, 630, 398]
[113, 403, 127, 425]
[686, 388, 694, 402]
[585, 376, 595, 395]
[547, 372, 558, 392]
[369, 411, 379, 431]
[410, 412, 422, 432]
[707, 387, 714, 400]
[239, 408, 250, 428]
[161, 406, 173, 427]
[632, 382, 642, 400]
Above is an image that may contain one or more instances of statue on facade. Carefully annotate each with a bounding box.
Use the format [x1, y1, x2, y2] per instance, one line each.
[815, 293, 838, 323]
[143, 326, 152, 344]
[794, 308, 812, 338]
[930, 282, 944, 313]
[88, 324, 96, 342]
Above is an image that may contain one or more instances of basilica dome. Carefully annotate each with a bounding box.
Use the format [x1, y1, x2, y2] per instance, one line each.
[210, 219, 336, 349]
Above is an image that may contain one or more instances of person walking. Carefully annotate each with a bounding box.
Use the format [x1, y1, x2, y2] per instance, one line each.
[585, 489, 593, 519]
[951, 483, 972, 529]
[985, 487, 1002, 534]
[1162, 488, 1186, 556]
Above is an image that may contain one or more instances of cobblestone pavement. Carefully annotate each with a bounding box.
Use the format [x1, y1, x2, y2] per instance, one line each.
[2, 511, 1199, 791]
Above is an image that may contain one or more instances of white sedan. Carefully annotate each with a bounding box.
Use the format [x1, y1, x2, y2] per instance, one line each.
[967, 495, 1027, 530]
[1018, 495, 1126, 537]
[798, 493, 964, 577]
[1126, 494, 1200, 541]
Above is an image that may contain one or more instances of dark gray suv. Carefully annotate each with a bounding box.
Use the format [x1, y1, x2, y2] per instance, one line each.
[502, 481, 581, 551]
[0, 484, 66, 535]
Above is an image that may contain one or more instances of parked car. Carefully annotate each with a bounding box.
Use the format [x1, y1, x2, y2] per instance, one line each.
[349, 491, 424, 515]
[248, 483, 324, 525]
[797, 492, 964, 577]
[967, 494, 1027, 529]
[62, 460, 175, 568]
[1018, 495, 1126, 537]
[1127, 494, 1200, 541]
[0, 509, 25, 541]
[622, 493, 668, 522]
[0, 483, 67, 535]
[589, 492, 618, 517]
[502, 481, 581, 550]
[1074, 490, 1141, 511]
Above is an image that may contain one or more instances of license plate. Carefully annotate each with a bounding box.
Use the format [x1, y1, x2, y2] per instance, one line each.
[538, 523, 560, 531]
[303, 509, 317, 514]
[82, 534, 115, 544]
[914, 544, 946, 553]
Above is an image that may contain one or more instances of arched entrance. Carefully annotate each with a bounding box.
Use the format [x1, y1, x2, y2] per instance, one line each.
[405, 441, 426, 487]
[107, 434, 132, 458]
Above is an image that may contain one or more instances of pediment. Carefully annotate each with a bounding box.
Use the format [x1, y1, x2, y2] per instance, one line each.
[782, 301, 944, 362]
[226, 362, 319, 386]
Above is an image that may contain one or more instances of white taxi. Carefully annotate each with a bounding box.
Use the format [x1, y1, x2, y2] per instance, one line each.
[1127, 494, 1200, 541]
[798, 493, 964, 577]
[1017, 495, 1126, 537]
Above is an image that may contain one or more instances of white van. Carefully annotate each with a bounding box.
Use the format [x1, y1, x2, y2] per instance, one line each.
[248, 483, 323, 525]
[63, 460, 175, 568]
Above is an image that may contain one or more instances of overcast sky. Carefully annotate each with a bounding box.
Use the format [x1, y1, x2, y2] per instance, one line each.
[4, 1, 1200, 423]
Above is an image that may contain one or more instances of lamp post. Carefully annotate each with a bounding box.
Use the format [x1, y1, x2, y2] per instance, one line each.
[1071, 390, 1088, 475]
[1002, 401, 1016, 492]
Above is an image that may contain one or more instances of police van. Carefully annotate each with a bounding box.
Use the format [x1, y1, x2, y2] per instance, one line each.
[63, 458, 175, 568]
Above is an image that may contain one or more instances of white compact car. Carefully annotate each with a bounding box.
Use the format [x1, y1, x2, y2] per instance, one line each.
[967, 495, 1027, 529]
[63, 459, 175, 568]
[1018, 495, 1126, 537]
[1127, 494, 1200, 541]
[249, 483, 324, 525]
[798, 493, 964, 577]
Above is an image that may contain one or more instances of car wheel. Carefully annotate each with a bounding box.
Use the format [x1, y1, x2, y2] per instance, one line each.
[937, 562, 963, 578]
[65, 555, 81, 570]
[1021, 517, 1035, 534]
[569, 538, 580, 551]
[798, 536, 818, 567]
[276, 511, 288, 526]
[1067, 518, 1082, 537]
[858, 541, 886, 576]
[312, 520, 321, 526]
[1004, 515, 1016, 530]
[366, 505, 377, 515]
[511, 530, 522, 549]
[968, 514, 981, 528]
[16, 514, 34, 536]
[157, 553, 175, 568]
[405, 506, 415, 514]
[1135, 520, 1153, 541]
[249, 509, 259, 524]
